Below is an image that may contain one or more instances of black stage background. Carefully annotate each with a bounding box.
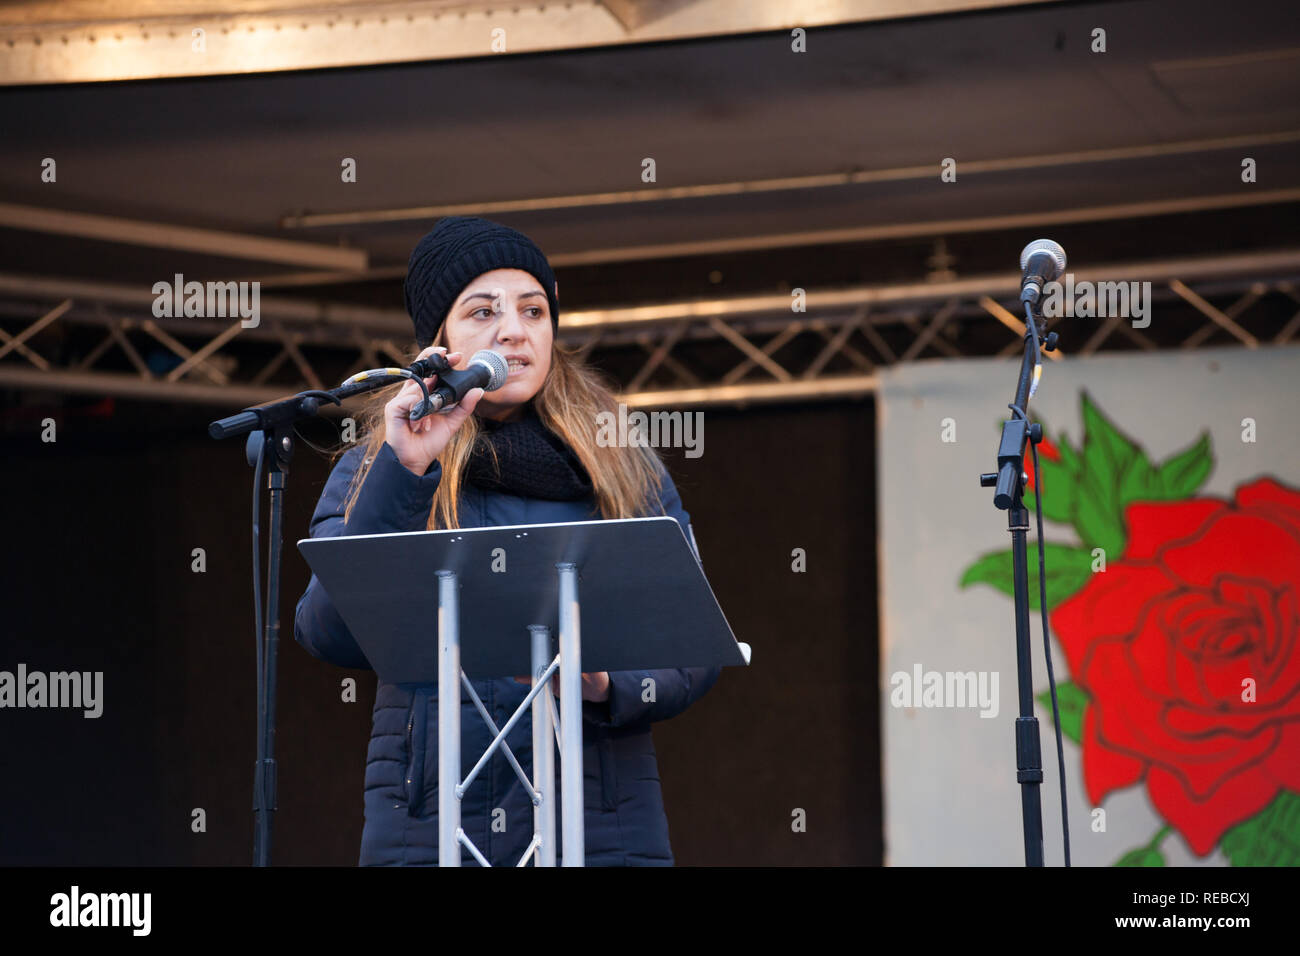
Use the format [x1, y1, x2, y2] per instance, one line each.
[0, 397, 879, 866]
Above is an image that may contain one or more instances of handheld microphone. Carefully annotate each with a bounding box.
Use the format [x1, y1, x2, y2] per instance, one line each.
[1019, 239, 1067, 305]
[409, 349, 510, 421]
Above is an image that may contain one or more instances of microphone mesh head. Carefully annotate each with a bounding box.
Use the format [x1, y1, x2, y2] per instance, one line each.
[1020, 239, 1067, 277]
[470, 350, 511, 390]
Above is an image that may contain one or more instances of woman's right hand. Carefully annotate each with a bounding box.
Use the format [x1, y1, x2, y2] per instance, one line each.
[384, 346, 485, 476]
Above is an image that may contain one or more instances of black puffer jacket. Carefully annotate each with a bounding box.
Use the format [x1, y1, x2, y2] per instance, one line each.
[294, 440, 720, 865]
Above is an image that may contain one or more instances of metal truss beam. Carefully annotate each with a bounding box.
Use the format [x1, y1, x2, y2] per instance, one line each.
[2, 249, 1298, 410]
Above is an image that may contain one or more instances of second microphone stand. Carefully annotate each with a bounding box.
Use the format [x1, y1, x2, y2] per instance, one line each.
[979, 309, 1059, 867]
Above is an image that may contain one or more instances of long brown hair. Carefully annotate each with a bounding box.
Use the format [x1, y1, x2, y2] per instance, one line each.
[340, 330, 665, 529]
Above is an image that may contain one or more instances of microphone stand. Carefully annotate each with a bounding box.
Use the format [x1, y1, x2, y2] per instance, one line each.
[979, 304, 1058, 867]
[210, 370, 435, 866]
[212, 389, 338, 867]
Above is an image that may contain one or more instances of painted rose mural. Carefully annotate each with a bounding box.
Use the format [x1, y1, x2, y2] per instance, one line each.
[961, 393, 1299, 865]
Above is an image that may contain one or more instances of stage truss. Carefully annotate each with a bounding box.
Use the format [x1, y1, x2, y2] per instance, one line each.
[1, 249, 1298, 412]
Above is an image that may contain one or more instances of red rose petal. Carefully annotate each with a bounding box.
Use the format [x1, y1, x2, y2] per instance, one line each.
[1196, 579, 1288, 702]
[1086, 641, 1279, 795]
[1052, 564, 1172, 677]
[1262, 586, 1299, 688]
[1167, 691, 1300, 735]
[1161, 512, 1300, 591]
[1236, 478, 1300, 536]
[1086, 642, 1184, 761]
[1263, 721, 1300, 791]
[1144, 591, 1218, 706]
[1146, 763, 1279, 857]
[1125, 498, 1223, 562]
[1082, 705, 1144, 805]
[1199, 631, 1266, 705]
[1161, 726, 1279, 799]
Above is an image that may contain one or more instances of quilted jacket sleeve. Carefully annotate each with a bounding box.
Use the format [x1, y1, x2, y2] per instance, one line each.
[293, 441, 443, 670]
[582, 460, 723, 728]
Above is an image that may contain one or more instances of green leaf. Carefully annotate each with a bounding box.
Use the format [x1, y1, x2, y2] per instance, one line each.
[1116, 432, 1214, 505]
[1024, 429, 1085, 524]
[1035, 681, 1088, 744]
[1219, 791, 1300, 866]
[1068, 395, 1216, 561]
[1053, 431, 1083, 474]
[1023, 448, 1078, 524]
[1074, 393, 1150, 558]
[1074, 465, 1127, 558]
[1113, 826, 1171, 867]
[1081, 391, 1144, 480]
[959, 543, 1097, 611]
[1114, 845, 1166, 867]
[1118, 448, 1159, 508]
[1152, 432, 1214, 499]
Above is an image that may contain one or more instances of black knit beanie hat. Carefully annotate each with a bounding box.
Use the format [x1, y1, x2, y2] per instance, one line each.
[403, 216, 560, 349]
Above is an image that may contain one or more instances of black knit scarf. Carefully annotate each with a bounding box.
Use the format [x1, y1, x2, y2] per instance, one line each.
[466, 404, 594, 501]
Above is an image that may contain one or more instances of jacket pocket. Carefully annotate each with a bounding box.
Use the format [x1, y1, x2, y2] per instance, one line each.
[405, 688, 430, 817]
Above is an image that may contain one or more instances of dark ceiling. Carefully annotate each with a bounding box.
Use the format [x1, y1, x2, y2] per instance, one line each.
[0, 0, 1297, 428]
[0, 0, 1296, 295]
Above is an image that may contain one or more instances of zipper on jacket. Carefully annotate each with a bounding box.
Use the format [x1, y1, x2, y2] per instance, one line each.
[405, 690, 429, 816]
[404, 702, 415, 804]
[404, 711, 414, 771]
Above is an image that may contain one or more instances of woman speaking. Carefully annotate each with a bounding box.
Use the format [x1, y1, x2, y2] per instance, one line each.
[294, 216, 721, 866]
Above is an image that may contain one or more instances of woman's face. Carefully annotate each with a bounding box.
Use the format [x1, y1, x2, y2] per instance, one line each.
[441, 268, 554, 422]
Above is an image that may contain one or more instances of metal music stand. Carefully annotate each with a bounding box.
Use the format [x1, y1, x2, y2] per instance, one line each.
[299, 515, 749, 866]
